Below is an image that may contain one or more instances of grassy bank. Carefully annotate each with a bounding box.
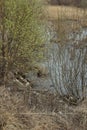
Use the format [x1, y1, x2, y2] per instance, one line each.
[0, 85, 87, 130]
[45, 5, 87, 45]
[46, 5, 87, 20]
[46, 5, 87, 29]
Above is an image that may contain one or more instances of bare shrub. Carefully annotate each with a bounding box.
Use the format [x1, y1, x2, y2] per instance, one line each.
[47, 6, 87, 104]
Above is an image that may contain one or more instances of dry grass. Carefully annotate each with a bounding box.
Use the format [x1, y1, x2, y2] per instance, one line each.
[45, 5, 87, 33]
[46, 5, 87, 21]
[0, 85, 70, 130]
[71, 101, 87, 130]
[45, 5, 87, 45]
[0, 84, 87, 130]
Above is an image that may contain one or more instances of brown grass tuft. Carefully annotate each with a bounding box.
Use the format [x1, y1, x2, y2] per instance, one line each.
[0, 84, 87, 130]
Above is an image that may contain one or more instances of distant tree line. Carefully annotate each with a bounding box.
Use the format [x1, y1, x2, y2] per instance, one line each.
[49, 0, 87, 8]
